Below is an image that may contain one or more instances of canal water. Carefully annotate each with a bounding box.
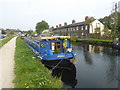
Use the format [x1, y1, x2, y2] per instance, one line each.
[42, 42, 119, 88]
[61, 42, 119, 88]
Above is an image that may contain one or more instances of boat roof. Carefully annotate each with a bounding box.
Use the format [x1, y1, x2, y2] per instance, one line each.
[40, 36, 70, 40]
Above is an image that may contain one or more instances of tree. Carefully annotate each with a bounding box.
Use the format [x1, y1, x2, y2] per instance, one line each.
[32, 32, 37, 36]
[85, 16, 95, 24]
[50, 26, 54, 29]
[99, 12, 120, 37]
[27, 30, 33, 35]
[94, 27, 100, 33]
[35, 20, 49, 34]
[10, 32, 14, 35]
[99, 16, 111, 29]
[85, 16, 95, 34]
[102, 28, 111, 36]
[1, 30, 6, 34]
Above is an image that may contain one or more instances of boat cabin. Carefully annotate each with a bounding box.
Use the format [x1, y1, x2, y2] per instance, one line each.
[39, 36, 71, 55]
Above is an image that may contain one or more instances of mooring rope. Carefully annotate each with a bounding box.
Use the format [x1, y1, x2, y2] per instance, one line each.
[51, 50, 75, 71]
[51, 59, 64, 71]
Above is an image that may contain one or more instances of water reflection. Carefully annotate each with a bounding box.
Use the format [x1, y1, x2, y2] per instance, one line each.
[41, 60, 77, 88]
[72, 42, 119, 88]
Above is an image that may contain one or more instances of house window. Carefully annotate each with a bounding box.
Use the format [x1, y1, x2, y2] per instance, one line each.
[69, 28, 70, 31]
[73, 28, 75, 31]
[85, 25, 88, 30]
[68, 28, 69, 31]
[81, 26, 83, 30]
[82, 33, 84, 35]
[76, 27, 79, 30]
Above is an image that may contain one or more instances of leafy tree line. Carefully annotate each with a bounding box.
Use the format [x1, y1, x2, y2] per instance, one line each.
[99, 12, 120, 36]
[1, 29, 14, 35]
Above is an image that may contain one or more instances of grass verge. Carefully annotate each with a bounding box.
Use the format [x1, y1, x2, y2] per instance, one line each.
[0, 36, 14, 48]
[14, 37, 62, 88]
[77, 38, 118, 42]
[71, 37, 118, 42]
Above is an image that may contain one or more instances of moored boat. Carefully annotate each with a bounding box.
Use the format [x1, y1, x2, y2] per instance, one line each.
[24, 35, 76, 61]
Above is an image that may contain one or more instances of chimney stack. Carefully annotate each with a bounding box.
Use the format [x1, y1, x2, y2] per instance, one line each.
[85, 16, 89, 21]
[59, 24, 62, 27]
[56, 25, 58, 28]
[72, 20, 76, 24]
[64, 22, 67, 26]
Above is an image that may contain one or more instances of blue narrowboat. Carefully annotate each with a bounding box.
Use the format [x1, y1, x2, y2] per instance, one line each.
[24, 35, 76, 61]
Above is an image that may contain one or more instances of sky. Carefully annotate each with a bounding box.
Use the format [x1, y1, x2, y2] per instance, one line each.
[0, 0, 120, 31]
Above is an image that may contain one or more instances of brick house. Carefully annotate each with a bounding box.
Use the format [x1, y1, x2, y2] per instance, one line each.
[52, 19, 104, 38]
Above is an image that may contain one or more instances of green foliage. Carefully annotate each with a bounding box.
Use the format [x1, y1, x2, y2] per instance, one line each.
[78, 38, 116, 42]
[99, 12, 120, 36]
[32, 32, 37, 36]
[32, 32, 37, 35]
[27, 30, 33, 35]
[85, 17, 95, 24]
[99, 16, 111, 29]
[36, 20, 49, 34]
[1, 30, 6, 34]
[91, 33, 100, 39]
[54, 50, 61, 54]
[94, 27, 100, 33]
[102, 28, 111, 36]
[85, 17, 95, 34]
[10, 32, 14, 35]
[50, 26, 54, 29]
[0, 36, 14, 48]
[71, 37, 78, 42]
[14, 37, 62, 88]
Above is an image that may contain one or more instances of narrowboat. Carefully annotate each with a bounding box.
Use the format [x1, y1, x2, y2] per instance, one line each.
[24, 35, 76, 61]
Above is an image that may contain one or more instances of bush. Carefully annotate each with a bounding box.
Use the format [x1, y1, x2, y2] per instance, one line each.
[71, 37, 78, 42]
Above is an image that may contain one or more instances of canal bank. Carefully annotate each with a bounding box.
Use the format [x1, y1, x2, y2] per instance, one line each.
[0, 36, 14, 48]
[71, 37, 120, 50]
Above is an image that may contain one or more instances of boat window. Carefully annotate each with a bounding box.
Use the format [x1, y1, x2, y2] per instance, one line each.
[51, 41, 62, 54]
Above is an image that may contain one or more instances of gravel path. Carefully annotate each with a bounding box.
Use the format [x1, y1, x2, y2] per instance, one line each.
[0, 37, 17, 89]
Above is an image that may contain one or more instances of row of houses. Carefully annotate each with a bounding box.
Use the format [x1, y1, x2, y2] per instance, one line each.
[0, 28, 22, 35]
[51, 19, 106, 38]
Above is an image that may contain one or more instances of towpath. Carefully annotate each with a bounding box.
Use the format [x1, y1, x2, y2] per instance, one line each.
[0, 37, 17, 89]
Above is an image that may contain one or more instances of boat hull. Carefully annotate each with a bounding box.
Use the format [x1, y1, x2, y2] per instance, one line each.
[39, 51, 76, 60]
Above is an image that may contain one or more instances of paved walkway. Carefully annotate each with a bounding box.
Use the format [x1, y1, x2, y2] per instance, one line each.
[0, 37, 17, 89]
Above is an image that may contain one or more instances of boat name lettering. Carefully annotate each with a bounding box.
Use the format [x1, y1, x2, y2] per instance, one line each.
[57, 55, 65, 57]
